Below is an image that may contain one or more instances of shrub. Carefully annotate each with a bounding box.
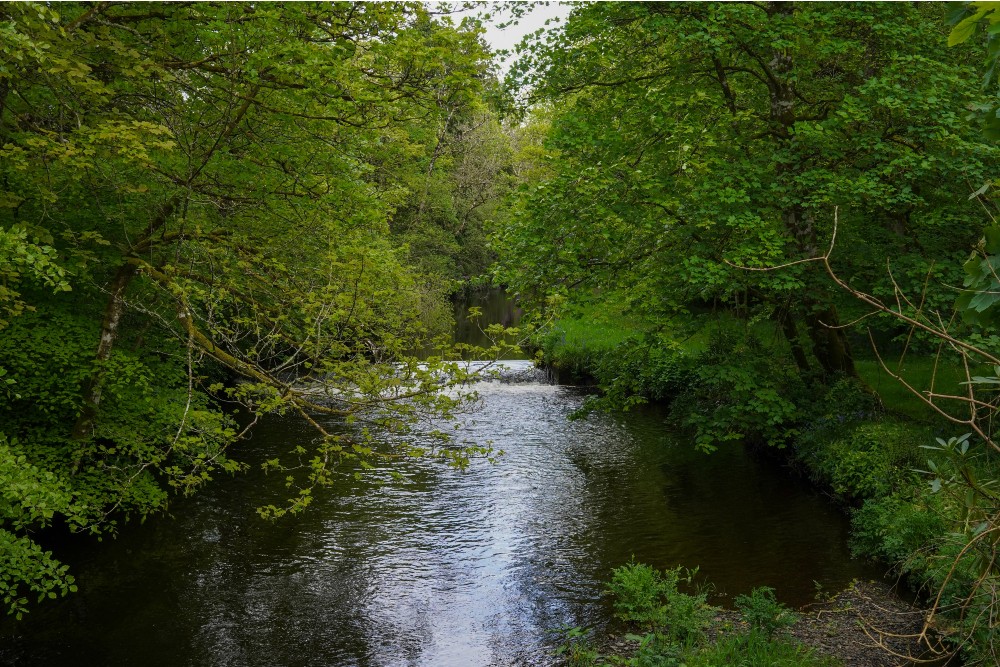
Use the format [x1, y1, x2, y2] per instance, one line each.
[850, 492, 948, 568]
[733, 586, 798, 639]
[592, 337, 691, 405]
[671, 331, 805, 451]
[607, 561, 712, 642]
[594, 562, 841, 667]
[796, 419, 928, 501]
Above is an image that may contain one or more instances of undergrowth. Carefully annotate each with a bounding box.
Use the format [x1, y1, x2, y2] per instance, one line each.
[555, 561, 839, 667]
[539, 303, 1000, 664]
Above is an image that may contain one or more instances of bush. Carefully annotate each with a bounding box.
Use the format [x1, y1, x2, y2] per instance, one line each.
[811, 376, 882, 425]
[671, 331, 805, 451]
[733, 586, 798, 639]
[850, 492, 948, 568]
[824, 422, 922, 498]
[796, 417, 929, 501]
[846, 435, 1000, 666]
[607, 561, 712, 641]
[583, 562, 842, 667]
[569, 337, 693, 418]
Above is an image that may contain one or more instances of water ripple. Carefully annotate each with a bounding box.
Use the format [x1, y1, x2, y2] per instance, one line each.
[0, 361, 879, 667]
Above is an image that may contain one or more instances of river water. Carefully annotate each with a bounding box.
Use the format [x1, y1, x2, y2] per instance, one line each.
[0, 292, 880, 666]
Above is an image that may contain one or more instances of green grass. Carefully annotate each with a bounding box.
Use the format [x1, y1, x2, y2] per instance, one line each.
[532, 301, 638, 382]
[686, 630, 842, 667]
[543, 308, 638, 353]
[538, 299, 788, 368]
[856, 356, 991, 423]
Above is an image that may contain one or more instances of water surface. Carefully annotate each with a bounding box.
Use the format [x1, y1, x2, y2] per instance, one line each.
[0, 295, 879, 666]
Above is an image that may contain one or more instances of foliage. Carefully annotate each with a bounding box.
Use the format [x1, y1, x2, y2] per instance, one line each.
[533, 298, 806, 449]
[957, 226, 1000, 326]
[846, 438, 1000, 666]
[607, 561, 711, 641]
[0, 529, 76, 621]
[670, 331, 804, 452]
[946, 2, 1000, 138]
[552, 626, 603, 667]
[0, 226, 71, 329]
[498, 1, 997, 391]
[556, 561, 837, 667]
[527, 295, 694, 414]
[733, 587, 798, 640]
[394, 110, 517, 286]
[798, 420, 925, 500]
[860, 254, 970, 354]
[0, 1, 515, 616]
[850, 491, 950, 575]
[576, 339, 691, 416]
[815, 270, 1000, 664]
[536, 319, 691, 413]
[535, 322, 632, 386]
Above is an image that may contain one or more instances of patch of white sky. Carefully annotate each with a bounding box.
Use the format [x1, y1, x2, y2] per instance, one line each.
[442, 2, 575, 75]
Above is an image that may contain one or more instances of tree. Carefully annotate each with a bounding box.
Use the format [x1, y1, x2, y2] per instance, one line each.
[0, 1, 509, 617]
[497, 2, 997, 381]
[391, 107, 517, 285]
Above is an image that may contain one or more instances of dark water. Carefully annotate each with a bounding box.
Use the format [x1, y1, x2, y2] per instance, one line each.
[452, 289, 526, 358]
[0, 292, 880, 666]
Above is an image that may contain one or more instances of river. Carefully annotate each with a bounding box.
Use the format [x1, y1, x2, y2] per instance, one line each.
[0, 291, 880, 666]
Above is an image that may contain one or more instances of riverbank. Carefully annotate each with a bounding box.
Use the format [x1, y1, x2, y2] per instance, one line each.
[577, 578, 933, 667]
[652, 581, 930, 666]
[531, 305, 991, 664]
[782, 581, 937, 667]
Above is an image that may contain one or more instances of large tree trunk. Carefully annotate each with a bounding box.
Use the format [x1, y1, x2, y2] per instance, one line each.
[806, 304, 857, 377]
[766, 0, 857, 379]
[775, 305, 811, 374]
[781, 206, 859, 378]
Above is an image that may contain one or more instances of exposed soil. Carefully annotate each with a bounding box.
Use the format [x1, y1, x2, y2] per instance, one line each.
[778, 580, 953, 667]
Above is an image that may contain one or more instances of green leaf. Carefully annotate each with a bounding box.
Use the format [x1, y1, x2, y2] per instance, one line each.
[950, 9, 989, 46]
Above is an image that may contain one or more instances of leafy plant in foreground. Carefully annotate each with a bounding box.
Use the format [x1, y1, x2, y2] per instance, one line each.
[552, 626, 603, 666]
[607, 560, 712, 642]
[733, 586, 798, 640]
[686, 629, 839, 667]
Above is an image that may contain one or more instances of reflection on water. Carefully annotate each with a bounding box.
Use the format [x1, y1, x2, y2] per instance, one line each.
[0, 293, 880, 667]
[452, 289, 527, 358]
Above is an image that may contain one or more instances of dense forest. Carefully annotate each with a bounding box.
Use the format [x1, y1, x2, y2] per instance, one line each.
[6, 1, 1000, 665]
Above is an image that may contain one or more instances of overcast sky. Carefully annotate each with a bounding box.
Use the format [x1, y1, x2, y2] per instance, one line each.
[480, 3, 572, 53]
[448, 2, 575, 74]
